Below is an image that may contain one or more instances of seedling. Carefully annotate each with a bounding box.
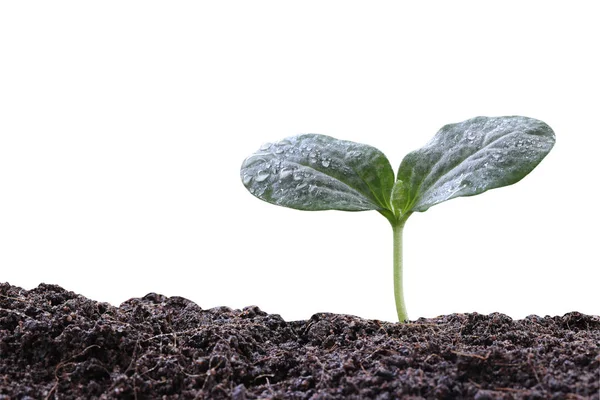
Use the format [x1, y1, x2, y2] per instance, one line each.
[240, 116, 555, 322]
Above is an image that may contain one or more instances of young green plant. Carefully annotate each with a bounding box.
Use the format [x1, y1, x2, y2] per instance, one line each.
[240, 116, 555, 322]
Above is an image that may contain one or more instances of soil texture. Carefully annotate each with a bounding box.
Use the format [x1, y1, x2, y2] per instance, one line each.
[1, 283, 598, 399]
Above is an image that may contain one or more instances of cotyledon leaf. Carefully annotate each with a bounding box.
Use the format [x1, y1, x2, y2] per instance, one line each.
[241, 134, 395, 211]
[396, 116, 556, 213]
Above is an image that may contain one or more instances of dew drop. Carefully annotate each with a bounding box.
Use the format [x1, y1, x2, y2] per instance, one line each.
[255, 170, 270, 182]
[280, 168, 293, 179]
[321, 159, 330, 168]
[296, 182, 308, 190]
[242, 174, 252, 185]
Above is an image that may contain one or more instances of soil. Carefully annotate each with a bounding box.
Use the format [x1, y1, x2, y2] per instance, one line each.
[0, 283, 598, 399]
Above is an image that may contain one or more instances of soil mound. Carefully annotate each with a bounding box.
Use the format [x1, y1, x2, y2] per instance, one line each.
[1, 283, 598, 399]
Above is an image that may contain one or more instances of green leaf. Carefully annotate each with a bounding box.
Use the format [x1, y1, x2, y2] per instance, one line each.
[241, 134, 395, 211]
[390, 180, 408, 216]
[397, 116, 556, 213]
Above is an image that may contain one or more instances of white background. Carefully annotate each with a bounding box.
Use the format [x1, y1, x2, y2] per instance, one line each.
[1, 1, 598, 322]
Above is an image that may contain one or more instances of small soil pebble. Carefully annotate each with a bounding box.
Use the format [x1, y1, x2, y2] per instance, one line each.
[1, 283, 598, 399]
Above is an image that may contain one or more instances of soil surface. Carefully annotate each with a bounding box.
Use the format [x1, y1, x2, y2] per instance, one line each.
[0, 283, 598, 399]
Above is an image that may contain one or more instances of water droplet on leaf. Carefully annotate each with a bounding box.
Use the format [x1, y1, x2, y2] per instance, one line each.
[279, 168, 293, 179]
[255, 170, 270, 182]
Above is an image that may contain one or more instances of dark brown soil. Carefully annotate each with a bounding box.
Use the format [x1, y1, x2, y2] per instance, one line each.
[1, 283, 598, 399]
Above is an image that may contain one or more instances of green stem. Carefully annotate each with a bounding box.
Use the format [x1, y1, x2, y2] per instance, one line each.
[392, 217, 409, 322]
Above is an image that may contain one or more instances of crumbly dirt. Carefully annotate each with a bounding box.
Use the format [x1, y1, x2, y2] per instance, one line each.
[0, 283, 598, 399]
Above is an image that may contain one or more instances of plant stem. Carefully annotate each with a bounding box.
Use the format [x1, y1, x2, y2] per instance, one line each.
[392, 218, 409, 322]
